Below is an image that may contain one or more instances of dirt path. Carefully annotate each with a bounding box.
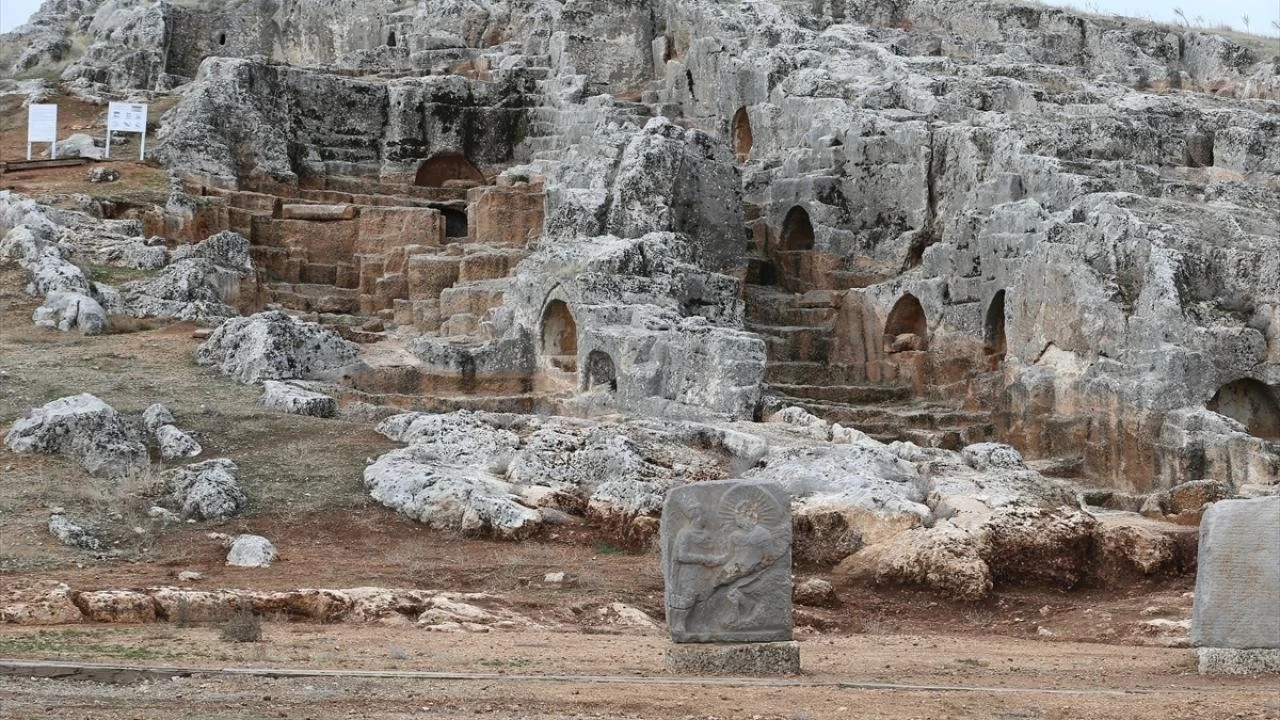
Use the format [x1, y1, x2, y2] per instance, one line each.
[0, 630, 1277, 719]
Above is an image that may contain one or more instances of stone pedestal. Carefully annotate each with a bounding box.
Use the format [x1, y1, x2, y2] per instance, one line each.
[1196, 648, 1280, 675]
[665, 641, 800, 675]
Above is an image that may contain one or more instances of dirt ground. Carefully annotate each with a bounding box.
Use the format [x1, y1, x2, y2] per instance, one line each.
[1, 194, 1277, 718]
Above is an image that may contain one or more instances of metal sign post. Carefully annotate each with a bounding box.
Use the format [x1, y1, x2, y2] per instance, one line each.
[27, 104, 58, 160]
[106, 102, 148, 160]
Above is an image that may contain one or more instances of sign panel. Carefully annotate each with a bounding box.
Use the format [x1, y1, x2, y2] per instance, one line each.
[107, 102, 148, 133]
[27, 104, 58, 143]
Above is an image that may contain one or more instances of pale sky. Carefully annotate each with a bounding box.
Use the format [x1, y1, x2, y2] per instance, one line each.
[1, 0, 1278, 37]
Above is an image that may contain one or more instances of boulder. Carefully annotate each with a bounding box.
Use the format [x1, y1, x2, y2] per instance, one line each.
[363, 450, 541, 539]
[155, 424, 202, 461]
[0, 586, 84, 625]
[32, 291, 107, 335]
[48, 513, 102, 551]
[195, 311, 359, 384]
[4, 394, 148, 478]
[226, 534, 277, 568]
[141, 403, 176, 433]
[260, 381, 338, 418]
[163, 459, 246, 520]
[53, 133, 104, 160]
[983, 506, 1097, 590]
[836, 522, 994, 602]
[793, 577, 839, 608]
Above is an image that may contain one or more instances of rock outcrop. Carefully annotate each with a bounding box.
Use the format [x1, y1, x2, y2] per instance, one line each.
[260, 381, 338, 418]
[4, 394, 148, 478]
[163, 459, 246, 520]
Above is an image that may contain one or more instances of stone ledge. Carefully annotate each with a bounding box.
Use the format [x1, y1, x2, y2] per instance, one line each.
[1197, 648, 1280, 674]
[665, 641, 800, 675]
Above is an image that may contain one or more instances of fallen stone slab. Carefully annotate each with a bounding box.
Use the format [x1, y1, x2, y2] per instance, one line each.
[260, 380, 338, 418]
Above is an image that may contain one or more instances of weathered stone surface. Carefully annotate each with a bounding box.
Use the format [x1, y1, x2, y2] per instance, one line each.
[1196, 648, 1280, 675]
[195, 310, 359, 383]
[260, 381, 338, 418]
[661, 480, 792, 643]
[164, 459, 246, 520]
[226, 534, 278, 568]
[835, 522, 993, 602]
[4, 394, 148, 478]
[1192, 497, 1280, 653]
[48, 513, 101, 551]
[793, 577, 838, 608]
[665, 641, 800, 675]
[142, 404, 176, 434]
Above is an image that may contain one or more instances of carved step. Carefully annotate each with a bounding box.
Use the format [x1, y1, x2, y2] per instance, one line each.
[766, 383, 912, 405]
[763, 361, 866, 385]
[745, 323, 833, 363]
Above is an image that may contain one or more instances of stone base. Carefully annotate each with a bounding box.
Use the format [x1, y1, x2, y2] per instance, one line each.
[1197, 648, 1280, 674]
[665, 642, 800, 675]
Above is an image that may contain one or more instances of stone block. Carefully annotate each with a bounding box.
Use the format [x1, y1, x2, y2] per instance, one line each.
[467, 183, 544, 246]
[406, 255, 461, 300]
[357, 206, 444, 253]
[661, 480, 792, 644]
[281, 203, 357, 221]
[1192, 496, 1280, 665]
[664, 641, 800, 675]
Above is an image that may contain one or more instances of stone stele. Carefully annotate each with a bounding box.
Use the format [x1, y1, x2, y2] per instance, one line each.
[1191, 496, 1280, 674]
[661, 479, 793, 643]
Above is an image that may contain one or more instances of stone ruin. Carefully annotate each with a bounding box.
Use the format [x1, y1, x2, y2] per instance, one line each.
[2, 0, 1280, 622]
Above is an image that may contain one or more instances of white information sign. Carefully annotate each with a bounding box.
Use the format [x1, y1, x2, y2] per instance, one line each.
[106, 102, 149, 160]
[27, 104, 58, 160]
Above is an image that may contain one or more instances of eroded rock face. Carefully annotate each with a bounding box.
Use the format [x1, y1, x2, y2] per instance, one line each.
[32, 291, 107, 335]
[48, 513, 102, 551]
[4, 394, 148, 478]
[195, 310, 359, 384]
[163, 459, 245, 520]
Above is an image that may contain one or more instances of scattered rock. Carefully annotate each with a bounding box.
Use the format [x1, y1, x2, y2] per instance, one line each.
[155, 424, 202, 461]
[164, 459, 246, 520]
[4, 394, 148, 478]
[141, 403, 175, 433]
[226, 534, 277, 568]
[793, 577, 839, 608]
[48, 513, 101, 551]
[260, 380, 338, 418]
[178, 570, 203, 582]
[86, 167, 120, 183]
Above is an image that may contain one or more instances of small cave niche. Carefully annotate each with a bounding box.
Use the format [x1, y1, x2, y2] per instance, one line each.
[414, 152, 486, 188]
[387, 30, 397, 47]
[780, 205, 814, 252]
[541, 300, 578, 360]
[217, 32, 227, 46]
[1207, 378, 1280, 440]
[984, 289, 1007, 358]
[440, 207, 468, 240]
[732, 106, 753, 164]
[883, 293, 928, 353]
[1184, 131, 1214, 169]
[585, 349, 618, 392]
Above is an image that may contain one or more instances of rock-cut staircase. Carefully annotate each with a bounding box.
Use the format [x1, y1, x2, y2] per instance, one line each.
[744, 284, 995, 450]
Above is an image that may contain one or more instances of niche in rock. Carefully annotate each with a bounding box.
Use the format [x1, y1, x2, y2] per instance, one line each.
[985, 289, 1007, 357]
[1207, 378, 1280, 440]
[387, 30, 397, 47]
[218, 32, 227, 46]
[883, 293, 928, 353]
[781, 206, 814, 252]
[585, 350, 618, 392]
[732, 107, 753, 164]
[439, 207, 468, 240]
[415, 152, 485, 188]
[541, 300, 578, 359]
